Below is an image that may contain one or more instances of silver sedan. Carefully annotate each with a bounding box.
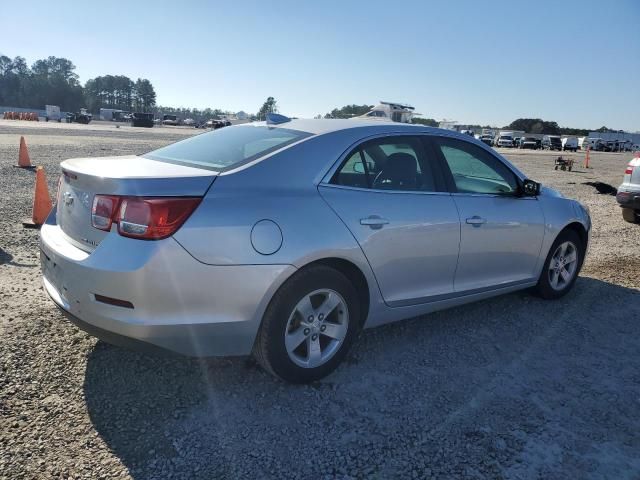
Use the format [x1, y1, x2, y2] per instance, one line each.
[40, 118, 591, 383]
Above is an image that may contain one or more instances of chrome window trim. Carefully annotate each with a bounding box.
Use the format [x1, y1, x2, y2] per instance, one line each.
[318, 183, 453, 197]
[450, 192, 537, 200]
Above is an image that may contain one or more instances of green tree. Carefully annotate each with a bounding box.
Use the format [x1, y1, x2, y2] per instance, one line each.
[0, 54, 83, 110]
[257, 96, 277, 120]
[324, 104, 373, 118]
[506, 118, 560, 135]
[133, 78, 156, 111]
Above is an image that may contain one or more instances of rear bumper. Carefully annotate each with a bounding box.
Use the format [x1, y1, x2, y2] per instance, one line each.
[616, 189, 640, 209]
[40, 213, 296, 357]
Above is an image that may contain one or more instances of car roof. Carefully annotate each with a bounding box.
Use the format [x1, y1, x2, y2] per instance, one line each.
[242, 118, 504, 151]
[249, 118, 435, 136]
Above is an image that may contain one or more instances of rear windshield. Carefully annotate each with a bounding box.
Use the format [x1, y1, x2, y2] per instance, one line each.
[143, 125, 312, 171]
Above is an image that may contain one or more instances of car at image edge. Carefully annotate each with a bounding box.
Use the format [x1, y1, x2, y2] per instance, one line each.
[617, 155, 640, 223]
[40, 118, 591, 383]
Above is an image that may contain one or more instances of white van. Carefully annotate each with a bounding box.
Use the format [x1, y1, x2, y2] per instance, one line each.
[586, 138, 604, 151]
[562, 137, 579, 152]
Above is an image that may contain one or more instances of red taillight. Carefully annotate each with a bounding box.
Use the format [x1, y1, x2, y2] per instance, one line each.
[92, 195, 200, 240]
[92, 195, 121, 231]
[625, 164, 634, 175]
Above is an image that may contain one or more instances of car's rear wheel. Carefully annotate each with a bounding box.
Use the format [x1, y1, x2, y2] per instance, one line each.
[622, 207, 639, 223]
[254, 265, 361, 383]
[535, 230, 583, 299]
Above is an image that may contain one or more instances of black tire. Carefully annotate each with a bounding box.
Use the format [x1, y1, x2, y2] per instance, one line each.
[535, 229, 583, 299]
[622, 207, 639, 224]
[253, 265, 361, 383]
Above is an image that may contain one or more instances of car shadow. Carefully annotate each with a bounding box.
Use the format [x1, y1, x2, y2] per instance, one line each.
[0, 247, 34, 267]
[0, 247, 11, 265]
[84, 277, 640, 479]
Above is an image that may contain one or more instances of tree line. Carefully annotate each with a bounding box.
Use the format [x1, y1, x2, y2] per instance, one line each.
[505, 118, 615, 136]
[0, 54, 156, 113]
[0, 54, 621, 132]
[84, 75, 156, 112]
[0, 55, 84, 111]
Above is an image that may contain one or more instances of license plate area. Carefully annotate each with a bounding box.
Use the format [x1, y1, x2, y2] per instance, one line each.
[41, 248, 66, 302]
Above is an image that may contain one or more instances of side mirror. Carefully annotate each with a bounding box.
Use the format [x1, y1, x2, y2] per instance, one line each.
[522, 179, 541, 196]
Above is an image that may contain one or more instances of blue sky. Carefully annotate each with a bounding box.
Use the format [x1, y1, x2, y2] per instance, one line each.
[3, 0, 639, 130]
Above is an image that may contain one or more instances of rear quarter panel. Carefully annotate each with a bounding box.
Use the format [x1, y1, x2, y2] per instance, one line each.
[172, 132, 387, 322]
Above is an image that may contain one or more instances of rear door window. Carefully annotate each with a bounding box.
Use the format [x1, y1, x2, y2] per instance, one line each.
[331, 136, 444, 192]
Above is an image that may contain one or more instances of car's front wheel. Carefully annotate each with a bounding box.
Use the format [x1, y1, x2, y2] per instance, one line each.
[254, 265, 361, 383]
[535, 230, 583, 299]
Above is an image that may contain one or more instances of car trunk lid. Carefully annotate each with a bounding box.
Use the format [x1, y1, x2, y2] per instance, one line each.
[57, 155, 217, 252]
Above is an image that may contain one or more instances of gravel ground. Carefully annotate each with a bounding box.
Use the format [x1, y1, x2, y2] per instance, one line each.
[1, 120, 639, 480]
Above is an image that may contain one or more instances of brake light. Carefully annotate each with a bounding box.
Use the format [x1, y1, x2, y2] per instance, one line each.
[92, 195, 120, 231]
[92, 196, 201, 239]
[625, 164, 634, 175]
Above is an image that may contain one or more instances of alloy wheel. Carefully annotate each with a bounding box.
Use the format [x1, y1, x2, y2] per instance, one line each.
[548, 241, 578, 291]
[284, 289, 349, 368]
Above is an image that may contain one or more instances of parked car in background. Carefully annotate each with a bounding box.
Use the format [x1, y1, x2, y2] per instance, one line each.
[616, 155, 640, 223]
[519, 137, 539, 150]
[162, 114, 178, 126]
[562, 137, 579, 152]
[131, 112, 154, 128]
[496, 134, 514, 148]
[65, 108, 92, 124]
[542, 135, 562, 151]
[586, 138, 604, 151]
[619, 140, 633, 152]
[479, 134, 494, 146]
[206, 119, 231, 129]
[40, 118, 591, 383]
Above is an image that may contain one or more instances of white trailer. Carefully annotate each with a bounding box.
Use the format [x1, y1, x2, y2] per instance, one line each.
[45, 105, 61, 122]
[357, 101, 416, 123]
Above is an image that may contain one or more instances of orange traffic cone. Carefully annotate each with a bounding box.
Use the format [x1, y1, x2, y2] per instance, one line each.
[23, 166, 53, 228]
[584, 146, 591, 169]
[14, 136, 35, 169]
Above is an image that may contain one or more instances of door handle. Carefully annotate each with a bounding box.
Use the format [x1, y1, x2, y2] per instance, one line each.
[360, 216, 389, 229]
[466, 215, 487, 227]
